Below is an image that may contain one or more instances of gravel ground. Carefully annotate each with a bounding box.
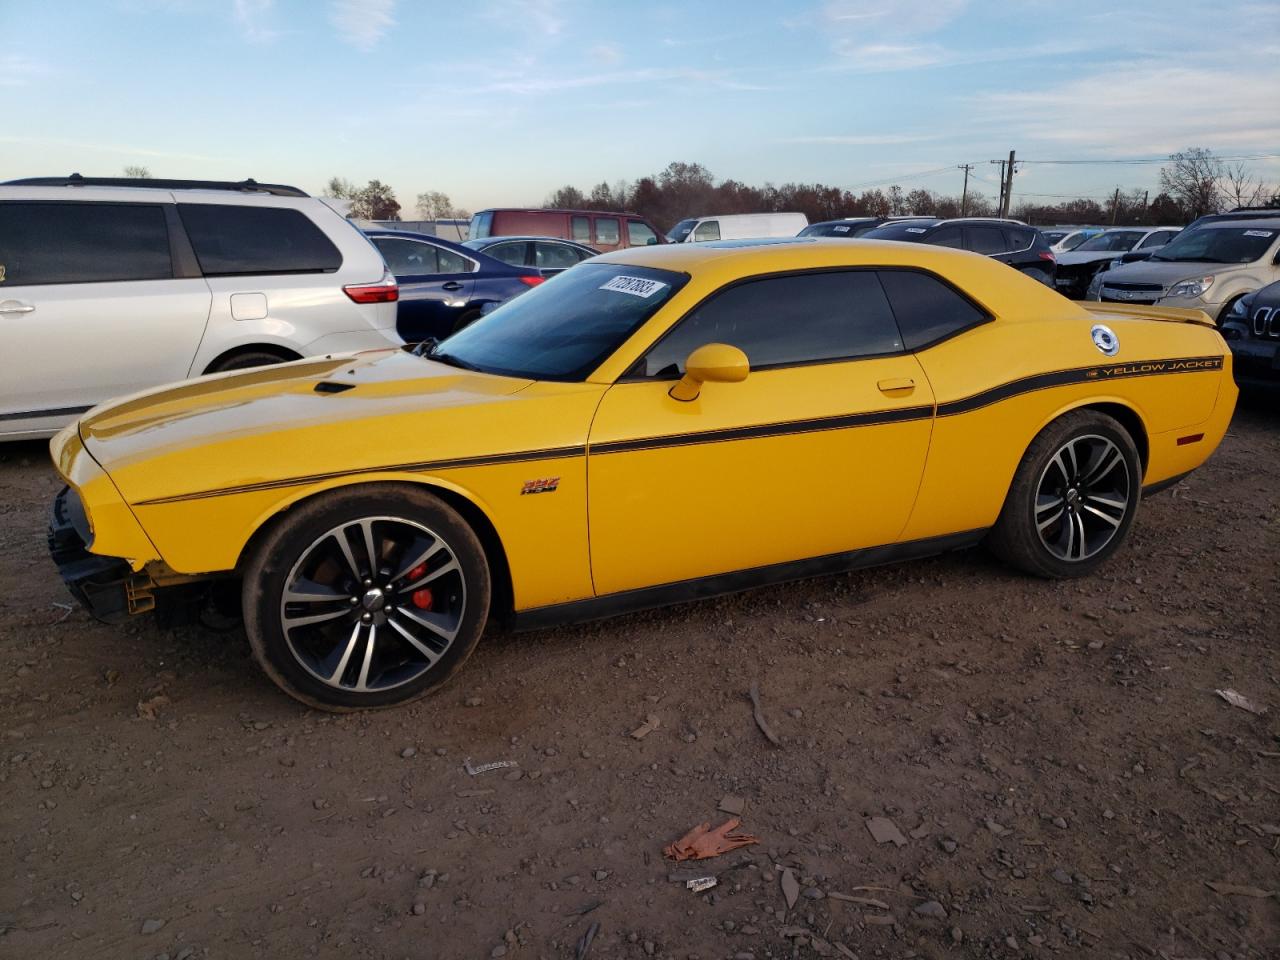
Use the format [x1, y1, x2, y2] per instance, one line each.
[1, 399, 1276, 960]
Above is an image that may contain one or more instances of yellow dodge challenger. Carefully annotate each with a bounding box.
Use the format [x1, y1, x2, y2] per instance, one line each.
[48, 239, 1237, 710]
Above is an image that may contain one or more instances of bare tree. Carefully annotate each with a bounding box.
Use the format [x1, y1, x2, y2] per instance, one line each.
[1159, 148, 1222, 218]
[1219, 161, 1269, 209]
[416, 191, 459, 220]
[123, 165, 152, 179]
[323, 176, 359, 200]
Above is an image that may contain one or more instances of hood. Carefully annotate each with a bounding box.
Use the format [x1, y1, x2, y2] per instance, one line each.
[1098, 259, 1230, 287]
[79, 348, 537, 503]
[1057, 249, 1123, 267]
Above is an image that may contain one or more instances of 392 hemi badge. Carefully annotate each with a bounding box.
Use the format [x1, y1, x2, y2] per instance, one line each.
[520, 477, 560, 496]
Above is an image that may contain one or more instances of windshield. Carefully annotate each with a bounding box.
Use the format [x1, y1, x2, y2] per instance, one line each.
[668, 219, 696, 242]
[862, 221, 938, 241]
[430, 263, 688, 381]
[1150, 226, 1278, 264]
[1076, 230, 1146, 252]
[800, 221, 876, 237]
[1041, 231, 1068, 244]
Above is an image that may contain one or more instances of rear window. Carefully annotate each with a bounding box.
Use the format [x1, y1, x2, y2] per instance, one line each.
[0, 201, 172, 286]
[470, 211, 493, 238]
[865, 221, 939, 242]
[178, 204, 341, 276]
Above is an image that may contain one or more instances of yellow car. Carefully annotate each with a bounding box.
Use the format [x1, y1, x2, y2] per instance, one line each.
[48, 239, 1236, 710]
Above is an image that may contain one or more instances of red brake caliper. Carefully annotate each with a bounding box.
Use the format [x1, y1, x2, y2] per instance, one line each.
[406, 564, 433, 611]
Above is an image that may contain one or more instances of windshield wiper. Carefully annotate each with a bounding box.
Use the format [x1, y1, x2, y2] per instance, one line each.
[426, 345, 483, 372]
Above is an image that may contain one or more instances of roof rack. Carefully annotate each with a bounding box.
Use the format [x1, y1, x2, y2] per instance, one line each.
[4, 174, 309, 198]
[1228, 206, 1280, 213]
[933, 216, 1028, 226]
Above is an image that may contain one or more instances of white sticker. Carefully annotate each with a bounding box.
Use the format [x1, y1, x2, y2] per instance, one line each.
[1243, 229, 1274, 238]
[600, 275, 668, 298]
[905, 227, 928, 234]
[833, 225, 851, 233]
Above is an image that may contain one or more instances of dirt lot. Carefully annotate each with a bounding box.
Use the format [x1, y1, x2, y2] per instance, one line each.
[1, 402, 1276, 960]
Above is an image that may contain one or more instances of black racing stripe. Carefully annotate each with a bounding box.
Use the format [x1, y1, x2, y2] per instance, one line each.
[591, 404, 934, 455]
[937, 355, 1223, 418]
[0, 404, 94, 423]
[133, 444, 586, 506]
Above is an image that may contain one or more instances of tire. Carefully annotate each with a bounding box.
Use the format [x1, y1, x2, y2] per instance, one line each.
[988, 410, 1141, 579]
[207, 350, 293, 374]
[242, 484, 491, 711]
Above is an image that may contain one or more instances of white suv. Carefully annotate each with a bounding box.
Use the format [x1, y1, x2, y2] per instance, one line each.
[0, 176, 402, 440]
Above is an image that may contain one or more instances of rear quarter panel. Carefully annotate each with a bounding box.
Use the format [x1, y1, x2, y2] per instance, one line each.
[902, 314, 1232, 541]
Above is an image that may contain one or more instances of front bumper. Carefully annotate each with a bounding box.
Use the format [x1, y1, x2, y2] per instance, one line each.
[1226, 338, 1280, 391]
[48, 486, 152, 623]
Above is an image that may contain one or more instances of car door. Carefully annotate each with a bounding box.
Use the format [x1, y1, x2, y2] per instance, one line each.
[0, 199, 211, 437]
[370, 235, 477, 340]
[586, 269, 935, 596]
[481, 240, 533, 270]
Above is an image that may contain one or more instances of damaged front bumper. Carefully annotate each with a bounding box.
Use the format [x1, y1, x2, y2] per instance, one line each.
[48, 485, 155, 623]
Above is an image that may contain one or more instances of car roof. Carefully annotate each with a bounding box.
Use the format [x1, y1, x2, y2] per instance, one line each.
[365, 229, 474, 252]
[476, 207, 647, 218]
[1189, 219, 1280, 230]
[466, 235, 594, 246]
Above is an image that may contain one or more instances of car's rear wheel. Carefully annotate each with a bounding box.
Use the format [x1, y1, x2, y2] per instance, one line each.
[242, 484, 490, 711]
[207, 349, 295, 374]
[988, 410, 1141, 578]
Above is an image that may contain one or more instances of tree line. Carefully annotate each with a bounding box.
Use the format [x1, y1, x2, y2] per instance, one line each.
[226, 146, 1277, 229]
[543, 149, 1277, 231]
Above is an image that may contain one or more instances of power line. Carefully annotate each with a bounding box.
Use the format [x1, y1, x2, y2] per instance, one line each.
[1016, 153, 1280, 165]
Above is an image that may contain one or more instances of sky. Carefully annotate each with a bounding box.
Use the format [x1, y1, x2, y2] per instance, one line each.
[2, 0, 1278, 216]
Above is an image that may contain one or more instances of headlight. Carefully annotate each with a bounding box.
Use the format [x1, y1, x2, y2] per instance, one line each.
[1165, 276, 1214, 299]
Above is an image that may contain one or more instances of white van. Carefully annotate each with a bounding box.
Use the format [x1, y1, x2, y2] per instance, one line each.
[669, 212, 809, 243]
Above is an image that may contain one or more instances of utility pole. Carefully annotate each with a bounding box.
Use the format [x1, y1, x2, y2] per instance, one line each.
[1110, 187, 1121, 224]
[1002, 150, 1016, 218]
[991, 158, 1006, 214]
[958, 163, 973, 217]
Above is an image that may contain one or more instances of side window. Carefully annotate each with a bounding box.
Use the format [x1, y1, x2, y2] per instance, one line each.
[964, 226, 1007, 254]
[595, 217, 621, 246]
[636, 271, 903, 378]
[534, 242, 582, 270]
[878, 270, 988, 351]
[373, 237, 438, 276]
[1003, 228, 1033, 251]
[627, 220, 658, 246]
[928, 226, 962, 248]
[692, 220, 721, 242]
[1138, 231, 1173, 249]
[470, 211, 493, 238]
[436, 247, 475, 274]
[486, 242, 529, 267]
[0, 201, 172, 285]
[178, 204, 342, 276]
[571, 216, 591, 243]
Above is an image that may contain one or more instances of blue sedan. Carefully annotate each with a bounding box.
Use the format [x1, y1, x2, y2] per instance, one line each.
[365, 230, 544, 341]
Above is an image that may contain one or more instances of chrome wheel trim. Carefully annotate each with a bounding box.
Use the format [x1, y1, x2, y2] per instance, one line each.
[279, 516, 466, 693]
[1034, 433, 1131, 563]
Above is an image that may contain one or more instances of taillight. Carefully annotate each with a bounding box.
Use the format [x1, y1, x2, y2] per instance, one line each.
[518, 275, 545, 287]
[344, 271, 399, 303]
[1038, 251, 1056, 262]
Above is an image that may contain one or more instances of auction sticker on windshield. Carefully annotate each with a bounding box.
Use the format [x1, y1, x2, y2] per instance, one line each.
[600, 275, 669, 298]
[1243, 230, 1274, 238]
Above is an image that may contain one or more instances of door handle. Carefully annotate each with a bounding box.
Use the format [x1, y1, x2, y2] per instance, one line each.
[877, 377, 915, 394]
[0, 300, 35, 314]
[441, 281, 463, 291]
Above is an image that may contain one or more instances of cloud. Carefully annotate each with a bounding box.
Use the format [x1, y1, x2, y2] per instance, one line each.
[0, 55, 49, 87]
[821, 0, 968, 35]
[472, 67, 772, 96]
[484, 0, 564, 38]
[589, 43, 623, 65]
[779, 133, 940, 146]
[233, 0, 278, 43]
[0, 136, 227, 163]
[330, 0, 396, 51]
[969, 62, 1280, 156]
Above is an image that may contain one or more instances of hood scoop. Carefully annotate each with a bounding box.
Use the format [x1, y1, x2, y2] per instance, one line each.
[314, 381, 356, 395]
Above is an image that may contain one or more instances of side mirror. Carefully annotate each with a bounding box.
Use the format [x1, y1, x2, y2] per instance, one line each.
[646, 236, 658, 245]
[669, 343, 749, 402]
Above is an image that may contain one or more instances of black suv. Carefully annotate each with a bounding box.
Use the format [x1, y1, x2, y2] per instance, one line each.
[1221, 279, 1280, 393]
[862, 218, 1056, 286]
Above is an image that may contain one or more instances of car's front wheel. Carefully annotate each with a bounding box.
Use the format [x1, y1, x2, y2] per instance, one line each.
[242, 484, 490, 711]
[988, 410, 1141, 578]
